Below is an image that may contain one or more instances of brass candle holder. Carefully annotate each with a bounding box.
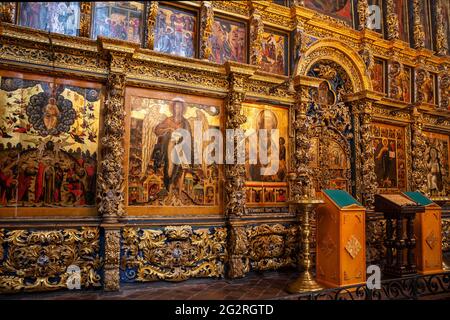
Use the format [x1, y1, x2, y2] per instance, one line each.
[287, 198, 324, 293]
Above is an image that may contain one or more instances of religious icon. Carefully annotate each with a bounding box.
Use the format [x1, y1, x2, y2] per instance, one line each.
[423, 132, 449, 197]
[303, 0, 353, 25]
[19, 2, 80, 36]
[92, 1, 144, 43]
[0, 71, 101, 209]
[154, 5, 196, 58]
[372, 123, 407, 191]
[260, 31, 288, 75]
[242, 103, 289, 206]
[126, 90, 221, 211]
[209, 17, 247, 64]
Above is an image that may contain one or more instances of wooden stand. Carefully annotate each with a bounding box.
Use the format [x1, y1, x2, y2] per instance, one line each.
[403, 192, 443, 275]
[375, 194, 424, 277]
[316, 190, 366, 288]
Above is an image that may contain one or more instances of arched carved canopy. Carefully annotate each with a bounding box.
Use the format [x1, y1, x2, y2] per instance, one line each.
[296, 39, 373, 93]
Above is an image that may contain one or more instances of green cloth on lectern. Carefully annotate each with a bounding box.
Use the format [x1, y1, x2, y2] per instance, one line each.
[403, 191, 433, 206]
[323, 189, 362, 208]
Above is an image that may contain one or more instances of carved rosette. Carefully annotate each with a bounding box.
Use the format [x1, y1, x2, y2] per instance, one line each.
[250, 9, 264, 67]
[145, 1, 159, 49]
[227, 225, 250, 278]
[385, 0, 400, 40]
[200, 1, 214, 60]
[103, 229, 121, 291]
[435, 0, 449, 56]
[357, 0, 369, 31]
[0, 2, 15, 23]
[412, 0, 426, 49]
[410, 107, 429, 195]
[355, 101, 378, 208]
[98, 61, 126, 223]
[80, 2, 92, 38]
[439, 71, 450, 110]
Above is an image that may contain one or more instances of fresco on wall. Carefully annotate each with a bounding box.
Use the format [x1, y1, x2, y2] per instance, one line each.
[0, 72, 101, 207]
[303, 0, 353, 26]
[260, 31, 288, 75]
[371, 59, 385, 93]
[127, 94, 221, 208]
[242, 103, 288, 206]
[19, 2, 80, 36]
[423, 132, 449, 197]
[154, 5, 196, 58]
[372, 123, 407, 191]
[209, 17, 247, 64]
[92, 1, 143, 43]
[395, 0, 410, 43]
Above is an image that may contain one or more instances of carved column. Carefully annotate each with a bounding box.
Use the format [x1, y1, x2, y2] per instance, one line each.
[103, 227, 121, 291]
[438, 69, 450, 111]
[435, 0, 449, 56]
[145, 1, 159, 49]
[354, 100, 378, 208]
[410, 106, 429, 195]
[224, 63, 256, 279]
[385, 0, 400, 40]
[357, 0, 369, 31]
[249, 8, 264, 67]
[412, 0, 426, 49]
[80, 2, 92, 38]
[0, 2, 15, 23]
[199, 1, 214, 60]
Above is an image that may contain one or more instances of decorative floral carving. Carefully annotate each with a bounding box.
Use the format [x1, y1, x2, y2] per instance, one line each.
[0, 2, 15, 23]
[103, 229, 121, 291]
[410, 107, 429, 195]
[357, 0, 369, 31]
[412, 0, 426, 49]
[385, 0, 400, 40]
[121, 226, 227, 282]
[250, 8, 264, 67]
[439, 72, 450, 110]
[435, 0, 449, 56]
[227, 225, 249, 278]
[80, 2, 92, 38]
[366, 217, 386, 266]
[200, 1, 214, 60]
[145, 1, 159, 49]
[0, 228, 102, 293]
[443, 219, 450, 253]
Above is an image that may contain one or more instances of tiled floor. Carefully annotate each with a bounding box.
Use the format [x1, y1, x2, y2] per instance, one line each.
[2, 271, 299, 300]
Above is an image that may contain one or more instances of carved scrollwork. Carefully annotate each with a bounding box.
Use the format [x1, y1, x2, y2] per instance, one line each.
[227, 225, 250, 278]
[385, 0, 400, 40]
[439, 72, 450, 110]
[200, 1, 214, 60]
[250, 8, 264, 67]
[0, 2, 15, 23]
[121, 226, 227, 282]
[357, 0, 369, 31]
[145, 1, 159, 49]
[246, 224, 297, 271]
[435, 0, 449, 56]
[366, 217, 386, 266]
[410, 107, 429, 195]
[0, 228, 102, 293]
[412, 0, 426, 49]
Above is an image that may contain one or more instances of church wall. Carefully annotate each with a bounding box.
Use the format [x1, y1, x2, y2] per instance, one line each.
[0, 1, 449, 294]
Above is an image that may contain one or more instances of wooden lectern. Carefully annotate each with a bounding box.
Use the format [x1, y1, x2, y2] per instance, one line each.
[375, 194, 424, 277]
[403, 192, 443, 275]
[316, 190, 366, 288]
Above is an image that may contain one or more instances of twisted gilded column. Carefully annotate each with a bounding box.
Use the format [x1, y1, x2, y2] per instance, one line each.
[410, 106, 429, 195]
[435, 0, 449, 56]
[357, 0, 369, 31]
[80, 2, 92, 38]
[249, 8, 264, 67]
[385, 0, 400, 40]
[145, 1, 159, 49]
[225, 62, 256, 279]
[199, 1, 214, 60]
[412, 0, 426, 49]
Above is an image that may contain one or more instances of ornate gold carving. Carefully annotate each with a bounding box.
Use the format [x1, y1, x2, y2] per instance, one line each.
[145, 1, 159, 49]
[435, 0, 449, 56]
[410, 107, 429, 195]
[385, 0, 400, 40]
[80, 2, 92, 38]
[439, 71, 450, 110]
[121, 226, 227, 282]
[227, 225, 250, 278]
[357, 0, 369, 31]
[103, 229, 121, 291]
[246, 224, 297, 271]
[98, 70, 126, 223]
[366, 217, 386, 265]
[250, 8, 264, 67]
[0, 2, 15, 23]
[0, 228, 101, 293]
[412, 0, 426, 50]
[443, 219, 450, 253]
[211, 1, 250, 17]
[345, 235, 362, 259]
[200, 1, 214, 60]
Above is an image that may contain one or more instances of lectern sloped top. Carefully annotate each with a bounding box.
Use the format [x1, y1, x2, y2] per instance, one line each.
[403, 191, 441, 208]
[374, 193, 425, 216]
[322, 189, 363, 209]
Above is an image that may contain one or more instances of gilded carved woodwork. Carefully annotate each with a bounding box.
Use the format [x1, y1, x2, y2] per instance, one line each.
[80, 2, 92, 38]
[200, 1, 214, 60]
[0, 228, 102, 293]
[98, 70, 126, 223]
[385, 0, 400, 40]
[249, 8, 264, 67]
[121, 226, 227, 282]
[103, 228, 122, 291]
[145, 1, 159, 49]
[412, 0, 426, 50]
[366, 217, 386, 266]
[247, 224, 297, 271]
[439, 71, 450, 110]
[388, 60, 410, 102]
[443, 219, 450, 253]
[410, 107, 429, 196]
[227, 225, 250, 278]
[435, 0, 449, 56]
[357, 0, 369, 31]
[0, 2, 15, 23]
